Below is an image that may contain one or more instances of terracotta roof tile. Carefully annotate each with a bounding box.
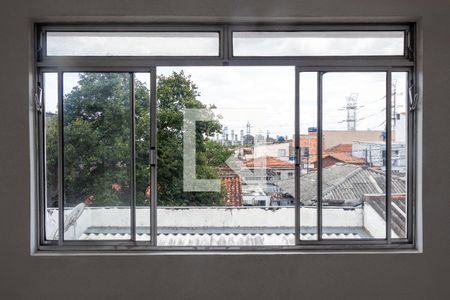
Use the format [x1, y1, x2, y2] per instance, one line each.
[243, 156, 294, 169]
[221, 176, 242, 206]
[310, 152, 366, 165]
[325, 143, 352, 153]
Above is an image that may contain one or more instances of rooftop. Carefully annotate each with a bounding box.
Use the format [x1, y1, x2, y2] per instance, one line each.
[221, 176, 242, 206]
[325, 143, 353, 153]
[310, 152, 367, 165]
[80, 226, 370, 245]
[244, 156, 294, 169]
[276, 164, 406, 205]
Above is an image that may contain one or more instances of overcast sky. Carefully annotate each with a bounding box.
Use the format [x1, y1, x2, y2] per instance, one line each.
[44, 68, 407, 139]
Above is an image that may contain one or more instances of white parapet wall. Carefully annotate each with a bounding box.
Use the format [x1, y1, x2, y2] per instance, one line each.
[46, 206, 365, 240]
[363, 204, 400, 239]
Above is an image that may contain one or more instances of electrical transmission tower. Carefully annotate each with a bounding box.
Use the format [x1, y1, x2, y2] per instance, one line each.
[342, 93, 359, 131]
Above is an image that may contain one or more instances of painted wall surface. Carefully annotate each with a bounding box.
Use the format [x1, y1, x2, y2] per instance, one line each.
[0, 0, 449, 299]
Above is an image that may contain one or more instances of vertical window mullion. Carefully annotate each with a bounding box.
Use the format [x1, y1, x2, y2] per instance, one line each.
[222, 25, 230, 61]
[294, 68, 300, 245]
[386, 69, 393, 243]
[57, 71, 64, 246]
[317, 72, 324, 241]
[130, 72, 137, 241]
[150, 67, 158, 246]
[37, 72, 45, 245]
[407, 70, 416, 243]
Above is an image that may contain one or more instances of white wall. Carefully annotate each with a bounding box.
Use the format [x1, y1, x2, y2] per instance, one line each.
[47, 206, 364, 239]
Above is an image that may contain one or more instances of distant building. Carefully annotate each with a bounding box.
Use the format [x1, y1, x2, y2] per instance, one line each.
[243, 156, 295, 182]
[308, 143, 366, 169]
[323, 130, 384, 149]
[238, 141, 292, 161]
[299, 131, 318, 171]
[242, 134, 254, 146]
[352, 141, 407, 175]
[296, 130, 385, 172]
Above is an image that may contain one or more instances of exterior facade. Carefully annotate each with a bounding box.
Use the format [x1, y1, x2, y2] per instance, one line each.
[352, 141, 407, 175]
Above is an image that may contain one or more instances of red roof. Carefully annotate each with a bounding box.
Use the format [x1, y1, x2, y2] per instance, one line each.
[308, 144, 366, 165]
[311, 152, 366, 165]
[243, 156, 294, 169]
[221, 176, 242, 206]
[325, 144, 352, 154]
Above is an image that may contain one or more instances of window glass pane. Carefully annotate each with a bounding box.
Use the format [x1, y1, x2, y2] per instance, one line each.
[43, 73, 59, 240]
[157, 66, 295, 246]
[62, 73, 132, 240]
[391, 72, 408, 239]
[299, 72, 318, 240]
[47, 32, 220, 56]
[233, 31, 404, 56]
[135, 73, 152, 241]
[322, 72, 387, 239]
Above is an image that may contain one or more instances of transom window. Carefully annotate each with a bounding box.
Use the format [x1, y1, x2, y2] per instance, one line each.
[34, 23, 417, 252]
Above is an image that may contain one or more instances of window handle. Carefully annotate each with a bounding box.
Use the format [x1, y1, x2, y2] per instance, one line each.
[295, 147, 301, 165]
[150, 148, 157, 166]
[408, 84, 419, 112]
[35, 84, 43, 113]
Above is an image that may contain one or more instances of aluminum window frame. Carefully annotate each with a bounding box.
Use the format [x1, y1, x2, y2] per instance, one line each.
[38, 67, 157, 248]
[230, 25, 410, 59]
[34, 22, 417, 253]
[295, 66, 416, 247]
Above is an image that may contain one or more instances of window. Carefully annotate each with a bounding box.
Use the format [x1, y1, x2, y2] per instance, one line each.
[46, 31, 220, 56]
[233, 31, 405, 56]
[277, 149, 287, 157]
[35, 23, 417, 252]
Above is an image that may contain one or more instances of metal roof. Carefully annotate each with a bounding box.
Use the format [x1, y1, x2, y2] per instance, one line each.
[323, 167, 406, 203]
[79, 226, 370, 245]
[275, 164, 406, 206]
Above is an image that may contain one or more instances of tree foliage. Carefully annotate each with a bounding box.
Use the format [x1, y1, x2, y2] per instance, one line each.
[157, 71, 232, 206]
[46, 71, 231, 207]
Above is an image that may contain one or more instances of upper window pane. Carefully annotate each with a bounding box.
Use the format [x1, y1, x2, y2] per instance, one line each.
[46, 32, 220, 56]
[233, 31, 405, 56]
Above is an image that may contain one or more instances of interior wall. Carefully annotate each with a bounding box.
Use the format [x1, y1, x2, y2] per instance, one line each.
[0, 0, 449, 299]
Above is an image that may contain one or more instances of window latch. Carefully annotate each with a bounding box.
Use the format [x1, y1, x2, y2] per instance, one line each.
[150, 148, 157, 166]
[295, 147, 301, 165]
[35, 84, 43, 113]
[408, 84, 419, 112]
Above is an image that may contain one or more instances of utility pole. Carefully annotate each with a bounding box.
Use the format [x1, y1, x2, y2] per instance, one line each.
[392, 79, 397, 130]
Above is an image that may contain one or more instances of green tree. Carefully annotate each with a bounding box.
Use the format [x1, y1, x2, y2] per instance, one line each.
[62, 73, 132, 206]
[47, 71, 232, 207]
[156, 71, 232, 206]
